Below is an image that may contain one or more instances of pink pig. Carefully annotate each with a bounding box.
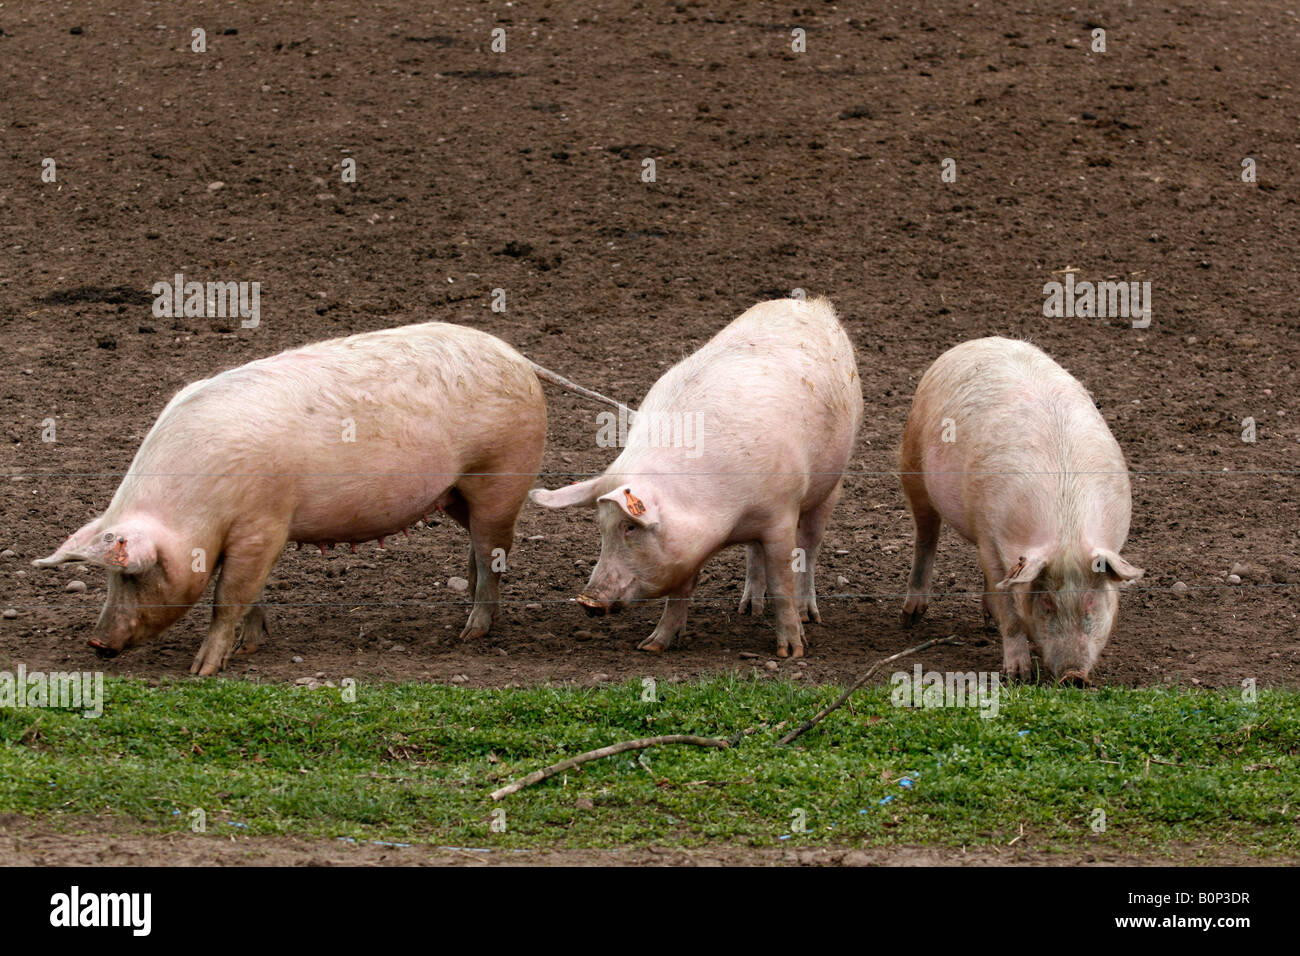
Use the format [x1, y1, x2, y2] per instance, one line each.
[33, 322, 569, 675]
[530, 297, 863, 659]
[898, 337, 1144, 683]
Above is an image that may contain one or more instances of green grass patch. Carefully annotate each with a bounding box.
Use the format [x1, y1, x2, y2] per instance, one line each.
[1, 676, 1296, 854]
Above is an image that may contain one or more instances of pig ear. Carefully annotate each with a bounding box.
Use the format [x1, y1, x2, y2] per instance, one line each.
[995, 553, 1049, 590]
[596, 486, 658, 528]
[32, 518, 104, 569]
[1091, 548, 1144, 584]
[529, 478, 604, 509]
[33, 520, 158, 574]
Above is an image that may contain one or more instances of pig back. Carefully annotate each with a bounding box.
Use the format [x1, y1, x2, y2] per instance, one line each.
[631, 298, 863, 477]
[112, 322, 544, 526]
[909, 337, 1130, 546]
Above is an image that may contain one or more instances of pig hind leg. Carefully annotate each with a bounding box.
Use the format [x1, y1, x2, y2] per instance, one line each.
[900, 473, 941, 626]
[440, 489, 480, 599]
[737, 543, 767, 616]
[235, 601, 270, 655]
[191, 534, 285, 676]
[978, 544, 1034, 681]
[639, 573, 698, 653]
[794, 480, 842, 627]
[448, 475, 530, 641]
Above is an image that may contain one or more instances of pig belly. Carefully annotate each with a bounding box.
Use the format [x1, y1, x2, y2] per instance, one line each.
[286, 474, 454, 544]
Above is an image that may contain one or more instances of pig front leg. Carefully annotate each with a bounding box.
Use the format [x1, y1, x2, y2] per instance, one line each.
[639, 574, 697, 652]
[978, 545, 1033, 681]
[191, 533, 286, 676]
[737, 543, 767, 616]
[763, 524, 805, 659]
[900, 476, 941, 626]
[795, 481, 841, 625]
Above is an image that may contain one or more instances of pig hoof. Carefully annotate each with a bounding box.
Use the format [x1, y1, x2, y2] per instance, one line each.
[637, 640, 667, 654]
[900, 597, 928, 626]
[236, 643, 259, 655]
[797, 608, 822, 625]
[1003, 662, 1034, 682]
[738, 595, 765, 616]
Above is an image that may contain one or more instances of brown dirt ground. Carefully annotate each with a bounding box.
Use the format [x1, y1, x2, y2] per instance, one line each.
[1, 815, 1289, 867]
[1, 9, 1298, 693]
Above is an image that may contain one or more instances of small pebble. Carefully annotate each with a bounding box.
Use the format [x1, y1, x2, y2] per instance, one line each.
[835, 575, 849, 588]
[738, 651, 760, 660]
[207, 180, 225, 191]
[65, 580, 86, 593]
[1226, 574, 1242, 585]
[525, 603, 543, 611]
[574, 797, 595, 811]
[294, 677, 315, 686]
[291, 655, 304, 664]
[314, 671, 326, 679]
[572, 629, 596, 642]
[1171, 581, 1189, 594]
[592, 672, 610, 682]
[0, 550, 16, 559]
[2, 609, 16, 619]
[450, 673, 469, 684]
[764, 660, 779, 672]
[447, 576, 470, 592]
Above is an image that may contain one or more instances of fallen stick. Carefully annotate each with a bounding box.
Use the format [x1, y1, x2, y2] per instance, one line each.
[490, 734, 730, 800]
[778, 636, 961, 746]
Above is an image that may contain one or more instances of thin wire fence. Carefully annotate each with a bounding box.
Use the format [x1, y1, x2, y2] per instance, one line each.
[1, 579, 1289, 612]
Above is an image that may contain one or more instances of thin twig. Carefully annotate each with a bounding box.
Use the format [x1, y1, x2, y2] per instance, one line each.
[490, 735, 730, 800]
[778, 636, 962, 745]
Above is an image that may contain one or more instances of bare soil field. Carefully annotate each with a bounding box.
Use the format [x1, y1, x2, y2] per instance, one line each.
[1, 815, 1286, 867]
[1, 0, 1297, 691]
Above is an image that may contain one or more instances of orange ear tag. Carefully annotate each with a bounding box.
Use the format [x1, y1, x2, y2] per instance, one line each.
[107, 538, 130, 568]
[1009, 556, 1026, 578]
[622, 489, 647, 517]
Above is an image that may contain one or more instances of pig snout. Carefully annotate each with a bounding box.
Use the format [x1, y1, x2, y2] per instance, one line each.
[1056, 669, 1091, 688]
[578, 594, 610, 616]
[87, 637, 120, 659]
